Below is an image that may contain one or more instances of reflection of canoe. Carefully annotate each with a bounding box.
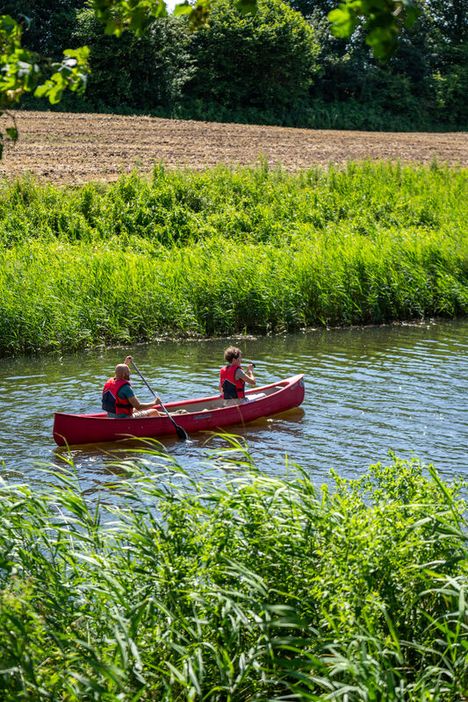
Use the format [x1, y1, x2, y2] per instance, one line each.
[53, 374, 305, 446]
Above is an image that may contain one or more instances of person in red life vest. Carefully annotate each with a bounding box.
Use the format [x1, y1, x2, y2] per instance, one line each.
[219, 346, 256, 403]
[102, 356, 164, 418]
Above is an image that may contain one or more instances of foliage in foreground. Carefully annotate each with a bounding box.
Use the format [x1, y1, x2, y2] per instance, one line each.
[0, 452, 466, 700]
[0, 163, 467, 355]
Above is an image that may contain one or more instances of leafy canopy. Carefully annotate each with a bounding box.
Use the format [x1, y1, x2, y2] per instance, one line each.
[0, 0, 421, 153]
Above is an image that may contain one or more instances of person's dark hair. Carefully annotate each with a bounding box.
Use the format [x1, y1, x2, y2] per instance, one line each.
[224, 346, 241, 363]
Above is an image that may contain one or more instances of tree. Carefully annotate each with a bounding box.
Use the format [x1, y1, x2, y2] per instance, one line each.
[421, 0, 468, 125]
[73, 9, 192, 111]
[0, 11, 89, 155]
[1, 1, 84, 56]
[327, 0, 420, 59]
[0, 0, 439, 151]
[184, 0, 319, 112]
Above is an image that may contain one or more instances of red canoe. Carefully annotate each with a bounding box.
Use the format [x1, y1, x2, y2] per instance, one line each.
[53, 374, 305, 446]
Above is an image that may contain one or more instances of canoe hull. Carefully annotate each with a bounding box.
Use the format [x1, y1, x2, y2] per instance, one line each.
[53, 374, 305, 446]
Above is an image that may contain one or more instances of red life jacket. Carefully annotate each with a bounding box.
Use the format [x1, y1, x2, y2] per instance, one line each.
[220, 364, 245, 399]
[102, 378, 133, 416]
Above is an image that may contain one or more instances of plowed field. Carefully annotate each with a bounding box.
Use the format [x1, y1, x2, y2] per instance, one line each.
[1, 111, 467, 184]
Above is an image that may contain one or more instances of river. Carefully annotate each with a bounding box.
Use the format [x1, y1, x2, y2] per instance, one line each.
[0, 319, 467, 492]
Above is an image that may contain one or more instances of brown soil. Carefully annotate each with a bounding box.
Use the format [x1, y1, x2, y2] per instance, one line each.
[1, 111, 466, 184]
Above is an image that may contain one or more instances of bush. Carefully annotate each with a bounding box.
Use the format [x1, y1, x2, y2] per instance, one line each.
[73, 10, 193, 111]
[0, 164, 466, 354]
[0, 453, 466, 699]
[184, 0, 320, 111]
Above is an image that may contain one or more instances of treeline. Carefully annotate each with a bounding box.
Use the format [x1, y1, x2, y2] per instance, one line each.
[4, 0, 467, 131]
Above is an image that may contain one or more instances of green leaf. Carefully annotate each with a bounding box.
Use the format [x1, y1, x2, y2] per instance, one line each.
[33, 84, 49, 98]
[5, 127, 18, 142]
[236, 0, 257, 15]
[328, 7, 356, 38]
[173, 2, 193, 16]
[48, 87, 64, 105]
[103, 17, 122, 36]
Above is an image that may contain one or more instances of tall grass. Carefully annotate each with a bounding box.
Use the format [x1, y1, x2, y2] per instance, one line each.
[0, 163, 466, 354]
[0, 453, 466, 700]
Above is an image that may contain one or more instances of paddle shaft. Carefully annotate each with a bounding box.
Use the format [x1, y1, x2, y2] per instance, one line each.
[130, 361, 188, 441]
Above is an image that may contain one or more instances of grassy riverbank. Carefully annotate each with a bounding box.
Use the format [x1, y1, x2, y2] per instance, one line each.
[1, 162, 467, 355]
[0, 454, 466, 700]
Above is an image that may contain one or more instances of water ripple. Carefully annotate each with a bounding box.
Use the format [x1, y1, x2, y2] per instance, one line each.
[1, 319, 467, 488]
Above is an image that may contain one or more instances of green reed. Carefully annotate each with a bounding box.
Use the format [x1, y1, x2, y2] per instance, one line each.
[0, 453, 466, 700]
[0, 163, 466, 354]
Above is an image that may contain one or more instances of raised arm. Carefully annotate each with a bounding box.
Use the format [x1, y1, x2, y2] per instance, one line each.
[236, 364, 256, 387]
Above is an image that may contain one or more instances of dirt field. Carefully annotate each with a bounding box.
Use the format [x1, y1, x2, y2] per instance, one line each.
[1, 111, 466, 184]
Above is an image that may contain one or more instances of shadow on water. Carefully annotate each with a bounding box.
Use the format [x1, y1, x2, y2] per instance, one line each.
[1, 318, 467, 490]
[51, 406, 307, 494]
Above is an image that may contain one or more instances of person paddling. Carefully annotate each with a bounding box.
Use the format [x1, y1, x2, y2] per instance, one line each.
[102, 355, 164, 418]
[219, 346, 256, 403]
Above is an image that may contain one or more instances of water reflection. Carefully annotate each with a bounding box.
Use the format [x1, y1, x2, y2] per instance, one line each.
[1, 318, 467, 488]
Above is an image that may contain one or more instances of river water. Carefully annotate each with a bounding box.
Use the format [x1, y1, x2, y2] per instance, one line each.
[0, 319, 467, 492]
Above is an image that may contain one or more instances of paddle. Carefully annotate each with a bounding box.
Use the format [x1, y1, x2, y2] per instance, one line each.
[130, 360, 189, 441]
